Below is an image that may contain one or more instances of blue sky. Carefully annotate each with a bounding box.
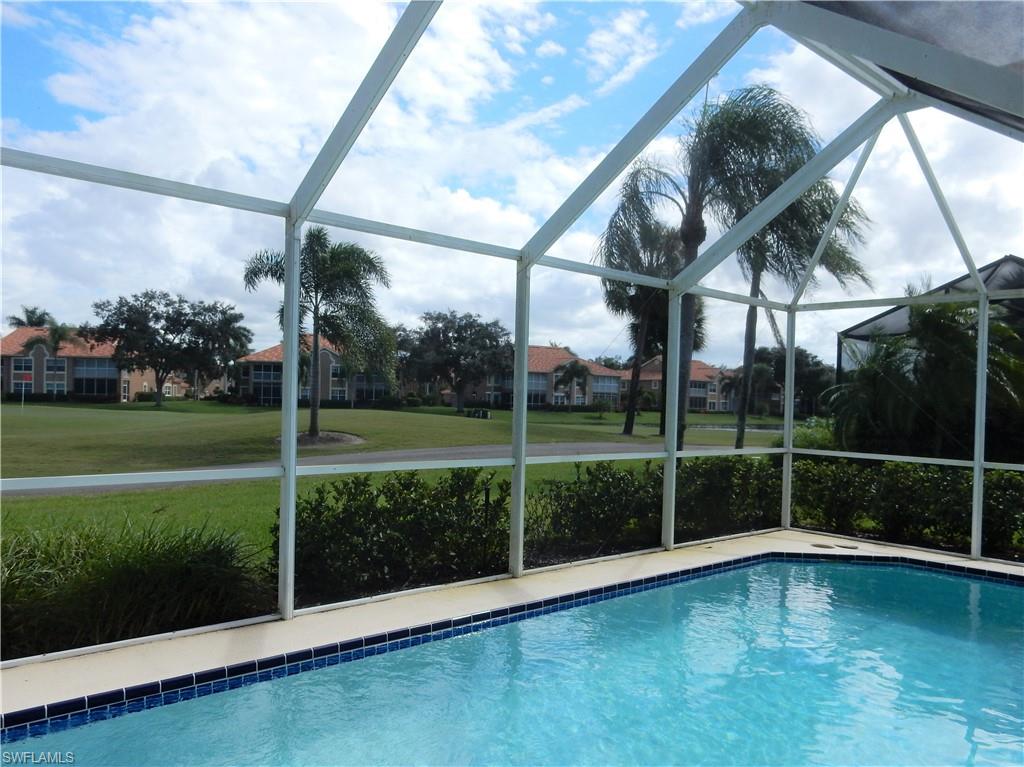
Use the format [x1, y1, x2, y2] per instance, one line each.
[3, 1, 1021, 368]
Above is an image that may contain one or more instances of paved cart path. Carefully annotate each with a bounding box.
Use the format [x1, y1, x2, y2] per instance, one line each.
[5, 440, 748, 496]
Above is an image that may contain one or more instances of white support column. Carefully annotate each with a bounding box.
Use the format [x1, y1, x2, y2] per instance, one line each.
[509, 263, 531, 577]
[278, 218, 303, 619]
[970, 294, 990, 559]
[897, 113, 986, 292]
[661, 289, 682, 549]
[790, 129, 881, 306]
[672, 98, 901, 291]
[781, 309, 797, 528]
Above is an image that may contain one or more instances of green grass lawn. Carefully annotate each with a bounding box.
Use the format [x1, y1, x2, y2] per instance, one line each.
[1, 402, 779, 550]
[1, 402, 777, 477]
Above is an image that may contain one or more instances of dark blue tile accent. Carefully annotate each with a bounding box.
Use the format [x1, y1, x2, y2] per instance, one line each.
[285, 649, 313, 664]
[387, 628, 411, 641]
[491, 607, 510, 618]
[227, 660, 258, 678]
[452, 615, 472, 628]
[471, 611, 491, 623]
[431, 618, 454, 631]
[124, 682, 160, 701]
[409, 623, 431, 637]
[256, 655, 286, 671]
[46, 698, 86, 718]
[313, 642, 339, 658]
[508, 604, 527, 615]
[194, 667, 227, 685]
[364, 632, 388, 647]
[160, 674, 194, 693]
[339, 638, 363, 652]
[4, 707, 45, 728]
[86, 689, 124, 709]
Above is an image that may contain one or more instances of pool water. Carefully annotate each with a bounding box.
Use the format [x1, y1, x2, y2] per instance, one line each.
[8, 563, 1023, 766]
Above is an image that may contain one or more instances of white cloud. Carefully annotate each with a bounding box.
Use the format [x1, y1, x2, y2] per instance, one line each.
[541, 75, 555, 86]
[581, 9, 661, 97]
[1, 3, 616, 357]
[2, 3, 40, 28]
[675, 1, 737, 30]
[535, 40, 566, 58]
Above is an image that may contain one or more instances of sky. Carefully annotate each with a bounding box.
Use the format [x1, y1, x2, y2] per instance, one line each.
[3, 0, 1022, 371]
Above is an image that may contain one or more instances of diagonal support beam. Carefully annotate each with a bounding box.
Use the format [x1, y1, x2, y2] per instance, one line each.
[762, 1, 1024, 120]
[790, 128, 881, 307]
[898, 113, 985, 292]
[520, 7, 765, 266]
[290, 1, 440, 222]
[672, 98, 902, 292]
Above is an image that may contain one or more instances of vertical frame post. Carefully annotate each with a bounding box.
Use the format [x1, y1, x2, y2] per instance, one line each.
[278, 218, 303, 618]
[662, 288, 682, 549]
[970, 293, 989, 558]
[781, 308, 797, 528]
[509, 263, 531, 576]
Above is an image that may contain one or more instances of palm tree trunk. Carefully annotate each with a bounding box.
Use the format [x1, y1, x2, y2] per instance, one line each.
[309, 318, 321, 438]
[658, 331, 669, 437]
[678, 293, 698, 449]
[623, 308, 650, 436]
[735, 267, 762, 449]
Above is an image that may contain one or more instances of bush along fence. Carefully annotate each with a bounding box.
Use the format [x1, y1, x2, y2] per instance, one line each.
[3, 460, 1021, 658]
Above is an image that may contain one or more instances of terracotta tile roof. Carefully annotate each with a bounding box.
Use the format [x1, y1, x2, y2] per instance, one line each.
[0, 327, 117, 358]
[617, 356, 728, 382]
[526, 346, 621, 377]
[238, 334, 341, 363]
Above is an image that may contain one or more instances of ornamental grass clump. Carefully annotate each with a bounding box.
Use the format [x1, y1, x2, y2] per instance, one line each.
[1, 520, 274, 660]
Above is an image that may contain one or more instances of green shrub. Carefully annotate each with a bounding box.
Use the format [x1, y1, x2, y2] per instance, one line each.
[1, 521, 274, 660]
[277, 468, 509, 606]
[983, 471, 1024, 560]
[771, 417, 837, 450]
[525, 462, 661, 566]
[676, 456, 782, 541]
[792, 458, 871, 535]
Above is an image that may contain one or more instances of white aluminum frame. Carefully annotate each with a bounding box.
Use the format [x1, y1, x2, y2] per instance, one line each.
[2, 0, 1022, 665]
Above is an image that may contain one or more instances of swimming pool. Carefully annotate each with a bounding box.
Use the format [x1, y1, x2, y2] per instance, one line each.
[4, 557, 1022, 766]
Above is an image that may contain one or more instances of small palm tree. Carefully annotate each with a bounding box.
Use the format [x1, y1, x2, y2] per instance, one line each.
[24, 320, 75, 399]
[7, 306, 54, 328]
[244, 225, 393, 439]
[597, 220, 680, 435]
[554, 359, 590, 412]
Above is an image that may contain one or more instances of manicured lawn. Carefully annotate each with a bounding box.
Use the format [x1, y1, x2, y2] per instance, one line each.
[1, 402, 776, 477]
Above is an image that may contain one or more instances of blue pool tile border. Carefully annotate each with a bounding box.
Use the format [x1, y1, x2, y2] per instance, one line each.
[2, 551, 1020, 743]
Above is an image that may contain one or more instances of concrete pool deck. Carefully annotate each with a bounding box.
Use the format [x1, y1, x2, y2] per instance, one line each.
[2, 529, 1022, 714]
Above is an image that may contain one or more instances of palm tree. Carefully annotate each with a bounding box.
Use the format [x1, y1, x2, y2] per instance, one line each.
[554, 359, 590, 412]
[24, 320, 75, 400]
[7, 306, 54, 328]
[610, 85, 868, 449]
[244, 225, 393, 439]
[597, 220, 680, 435]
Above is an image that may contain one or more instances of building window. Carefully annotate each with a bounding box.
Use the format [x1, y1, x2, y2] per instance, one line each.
[330, 386, 346, 401]
[13, 357, 32, 374]
[330, 364, 342, 380]
[553, 392, 566, 406]
[300, 387, 311, 400]
[355, 373, 388, 402]
[709, 382, 717, 393]
[163, 384, 172, 397]
[651, 380, 659, 390]
[73, 358, 119, 396]
[575, 394, 585, 406]
[689, 396, 707, 410]
[709, 401, 717, 411]
[45, 381, 66, 394]
[45, 358, 66, 374]
[690, 381, 708, 392]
